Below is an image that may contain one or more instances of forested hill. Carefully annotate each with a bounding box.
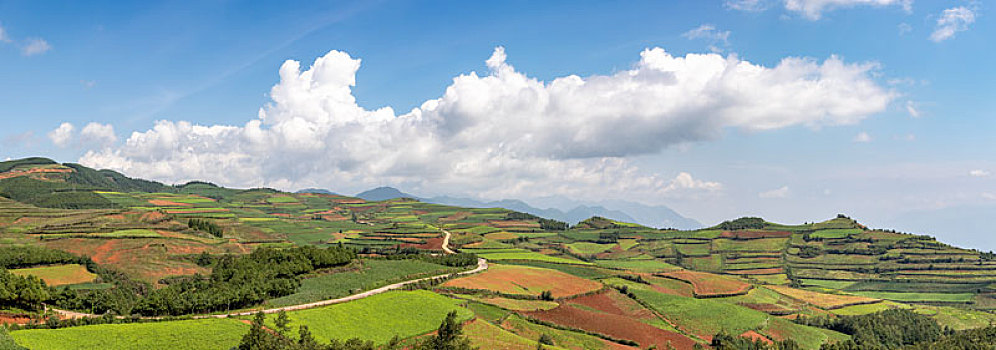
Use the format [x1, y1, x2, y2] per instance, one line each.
[0, 158, 169, 209]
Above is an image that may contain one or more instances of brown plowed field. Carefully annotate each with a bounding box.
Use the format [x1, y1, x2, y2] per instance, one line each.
[740, 330, 773, 344]
[659, 270, 751, 297]
[524, 305, 698, 350]
[568, 290, 657, 321]
[442, 264, 602, 298]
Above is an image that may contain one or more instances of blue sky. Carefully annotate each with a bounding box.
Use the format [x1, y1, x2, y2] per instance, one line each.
[1, 1, 994, 249]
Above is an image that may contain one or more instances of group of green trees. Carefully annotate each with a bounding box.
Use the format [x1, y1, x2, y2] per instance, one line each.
[708, 332, 801, 350]
[797, 309, 946, 349]
[237, 311, 476, 350]
[706, 310, 996, 350]
[130, 246, 355, 316]
[716, 217, 766, 230]
[0, 268, 50, 311]
[187, 218, 224, 237]
[382, 251, 478, 267]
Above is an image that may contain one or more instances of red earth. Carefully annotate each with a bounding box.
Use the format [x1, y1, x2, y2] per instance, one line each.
[524, 304, 698, 350]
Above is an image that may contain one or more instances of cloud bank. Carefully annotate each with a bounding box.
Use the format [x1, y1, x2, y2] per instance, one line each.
[77, 47, 894, 202]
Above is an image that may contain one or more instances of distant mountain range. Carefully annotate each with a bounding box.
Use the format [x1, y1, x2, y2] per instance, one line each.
[346, 186, 702, 230]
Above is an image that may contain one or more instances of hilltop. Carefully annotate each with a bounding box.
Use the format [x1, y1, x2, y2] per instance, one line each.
[1, 157, 996, 349]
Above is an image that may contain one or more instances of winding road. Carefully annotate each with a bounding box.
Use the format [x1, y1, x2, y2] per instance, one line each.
[49, 229, 488, 320]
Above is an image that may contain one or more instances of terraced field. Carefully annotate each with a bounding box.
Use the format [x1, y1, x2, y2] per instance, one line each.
[3, 158, 996, 349]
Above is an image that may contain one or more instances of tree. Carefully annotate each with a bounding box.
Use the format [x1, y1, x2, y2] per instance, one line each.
[275, 310, 291, 334]
[415, 311, 477, 350]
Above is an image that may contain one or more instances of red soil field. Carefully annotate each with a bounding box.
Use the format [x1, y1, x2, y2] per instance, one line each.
[139, 211, 167, 223]
[442, 264, 602, 298]
[646, 277, 695, 298]
[524, 305, 698, 350]
[567, 290, 657, 321]
[0, 313, 33, 325]
[720, 231, 792, 239]
[415, 237, 444, 250]
[659, 270, 752, 297]
[740, 330, 773, 345]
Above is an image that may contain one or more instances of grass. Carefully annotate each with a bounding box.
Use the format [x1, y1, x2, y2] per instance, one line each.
[464, 249, 591, 265]
[270, 290, 473, 344]
[266, 195, 300, 204]
[912, 305, 996, 330]
[630, 288, 770, 339]
[800, 279, 857, 290]
[267, 259, 462, 307]
[848, 291, 975, 303]
[767, 285, 880, 309]
[594, 259, 680, 273]
[832, 301, 908, 316]
[810, 228, 863, 239]
[9, 264, 96, 286]
[458, 295, 559, 311]
[567, 242, 615, 255]
[10, 319, 248, 350]
[465, 319, 568, 350]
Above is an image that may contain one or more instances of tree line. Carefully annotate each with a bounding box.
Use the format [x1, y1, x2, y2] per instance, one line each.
[237, 310, 476, 350]
[187, 218, 223, 237]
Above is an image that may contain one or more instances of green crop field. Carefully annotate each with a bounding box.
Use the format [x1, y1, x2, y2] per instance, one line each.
[629, 288, 770, 337]
[567, 242, 615, 255]
[11, 319, 248, 350]
[594, 258, 681, 273]
[464, 248, 591, 265]
[809, 228, 864, 239]
[9, 264, 96, 286]
[848, 291, 976, 303]
[269, 290, 473, 344]
[5, 158, 996, 350]
[267, 259, 462, 307]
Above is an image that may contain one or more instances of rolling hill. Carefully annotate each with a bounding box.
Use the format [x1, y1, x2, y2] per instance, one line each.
[1, 157, 995, 349]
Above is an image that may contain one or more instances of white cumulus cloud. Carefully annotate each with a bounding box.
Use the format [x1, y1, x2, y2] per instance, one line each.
[78, 46, 893, 202]
[21, 38, 51, 56]
[930, 6, 976, 42]
[759, 186, 790, 198]
[48, 122, 75, 147]
[80, 122, 117, 147]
